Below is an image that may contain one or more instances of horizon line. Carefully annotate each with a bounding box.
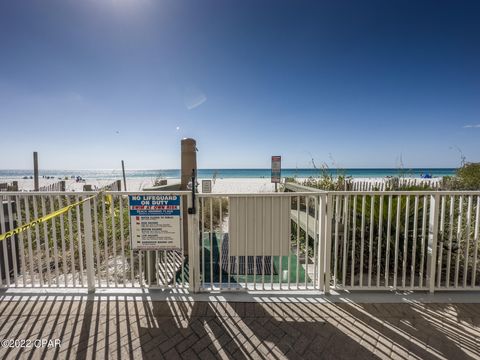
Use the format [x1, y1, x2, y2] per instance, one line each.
[0, 167, 459, 171]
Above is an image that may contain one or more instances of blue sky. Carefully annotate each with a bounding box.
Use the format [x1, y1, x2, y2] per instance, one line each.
[0, 0, 479, 170]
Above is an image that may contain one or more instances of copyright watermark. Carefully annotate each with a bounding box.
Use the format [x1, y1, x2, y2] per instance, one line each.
[1, 339, 61, 348]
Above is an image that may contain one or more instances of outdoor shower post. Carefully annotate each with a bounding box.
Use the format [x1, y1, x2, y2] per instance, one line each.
[181, 138, 197, 252]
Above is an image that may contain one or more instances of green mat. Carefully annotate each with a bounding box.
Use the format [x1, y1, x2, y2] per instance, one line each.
[201, 232, 311, 285]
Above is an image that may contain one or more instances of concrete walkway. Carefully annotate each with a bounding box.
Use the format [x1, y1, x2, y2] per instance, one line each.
[0, 296, 478, 359]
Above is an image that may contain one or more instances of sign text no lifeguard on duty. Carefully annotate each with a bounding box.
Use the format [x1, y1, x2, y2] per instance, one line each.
[128, 195, 182, 250]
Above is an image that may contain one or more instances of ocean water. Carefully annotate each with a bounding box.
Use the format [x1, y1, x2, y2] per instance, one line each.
[0, 168, 456, 180]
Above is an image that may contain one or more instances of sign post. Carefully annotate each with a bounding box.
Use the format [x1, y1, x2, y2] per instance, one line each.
[271, 156, 281, 192]
[128, 194, 182, 250]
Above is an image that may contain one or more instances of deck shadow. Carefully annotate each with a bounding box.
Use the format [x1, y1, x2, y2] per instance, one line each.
[0, 296, 478, 359]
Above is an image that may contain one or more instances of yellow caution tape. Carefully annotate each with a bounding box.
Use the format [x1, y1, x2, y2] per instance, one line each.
[0, 193, 100, 242]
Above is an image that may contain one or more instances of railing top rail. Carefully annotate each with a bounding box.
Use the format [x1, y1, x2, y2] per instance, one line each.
[4, 190, 480, 197]
[3, 191, 100, 196]
[104, 190, 191, 196]
[2, 190, 192, 196]
[284, 183, 328, 193]
[329, 190, 480, 195]
[198, 192, 326, 197]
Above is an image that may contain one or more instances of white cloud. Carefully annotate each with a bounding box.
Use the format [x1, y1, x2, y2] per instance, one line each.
[183, 85, 207, 110]
[463, 124, 480, 128]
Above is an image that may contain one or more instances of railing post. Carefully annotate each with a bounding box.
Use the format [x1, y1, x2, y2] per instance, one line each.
[427, 194, 440, 294]
[324, 193, 333, 294]
[318, 194, 326, 291]
[187, 194, 200, 293]
[83, 197, 96, 293]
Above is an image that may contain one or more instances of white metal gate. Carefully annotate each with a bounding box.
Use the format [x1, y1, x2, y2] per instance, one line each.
[195, 193, 327, 292]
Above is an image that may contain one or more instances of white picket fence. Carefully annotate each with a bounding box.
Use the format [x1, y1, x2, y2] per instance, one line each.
[0, 189, 479, 294]
[348, 178, 442, 191]
[100, 179, 123, 191]
[0, 181, 18, 192]
[38, 180, 66, 192]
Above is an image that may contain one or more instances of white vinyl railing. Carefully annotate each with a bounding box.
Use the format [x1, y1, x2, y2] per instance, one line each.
[196, 190, 479, 293]
[0, 191, 193, 291]
[0, 189, 478, 294]
[326, 191, 480, 293]
[0, 192, 95, 288]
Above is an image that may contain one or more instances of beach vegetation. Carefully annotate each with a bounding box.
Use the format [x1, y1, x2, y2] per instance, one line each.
[285, 160, 479, 286]
[199, 197, 229, 231]
[15, 194, 135, 285]
[442, 162, 480, 190]
[290, 222, 314, 259]
[300, 163, 352, 190]
[290, 191, 477, 286]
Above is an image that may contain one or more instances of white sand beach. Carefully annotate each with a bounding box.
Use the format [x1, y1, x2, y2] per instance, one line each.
[1, 177, 278, 193]
[208, 178, 276, 193]
[1, 177, 153, 192]
[1, 176, 442, 193]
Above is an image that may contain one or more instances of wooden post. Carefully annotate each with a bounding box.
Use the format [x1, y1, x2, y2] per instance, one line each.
[33, 152, 39, 191]
[181, 139, 197, 190]
[121, 160, 127, 191]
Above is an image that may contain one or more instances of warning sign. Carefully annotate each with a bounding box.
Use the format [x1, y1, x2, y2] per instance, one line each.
[202, 179, 212, 193]
[271, 156, 281, 183]
[128, 195, 182, 250]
